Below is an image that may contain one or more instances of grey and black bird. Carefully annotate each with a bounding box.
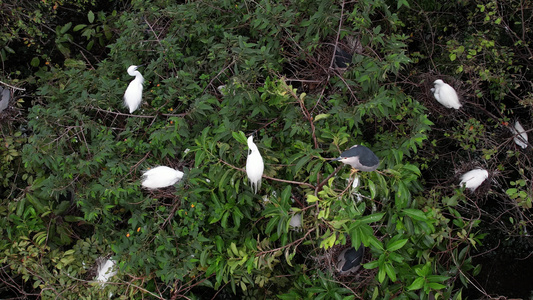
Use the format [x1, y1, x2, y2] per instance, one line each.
[334, 47, 352, 69]
[0, 86, 10, 113]
[336, 244, 365, 275]
[334, 145, 379, 172]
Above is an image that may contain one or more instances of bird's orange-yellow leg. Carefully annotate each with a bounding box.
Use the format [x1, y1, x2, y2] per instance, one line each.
[350, 168, 359, 176]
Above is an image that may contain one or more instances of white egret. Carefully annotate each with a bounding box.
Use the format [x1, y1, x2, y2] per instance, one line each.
[246, 135, 264, 194]
[334, 145, 380, 172]
[431, 79, 462, 109]
[124, 65, 144, 113]
[460, 168, 488, 192]
[96, 258, 117, 284]
[0, 86, 10, 113]
[141, 166, 184, 189]
[336, 244, 365, 275]
[510, 120, 528, 149]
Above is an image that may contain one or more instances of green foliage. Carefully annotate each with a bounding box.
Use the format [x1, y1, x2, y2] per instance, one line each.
[2, 0, 532, 299]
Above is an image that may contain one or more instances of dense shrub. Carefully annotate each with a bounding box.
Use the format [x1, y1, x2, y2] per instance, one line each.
[1, 0, 531, 299]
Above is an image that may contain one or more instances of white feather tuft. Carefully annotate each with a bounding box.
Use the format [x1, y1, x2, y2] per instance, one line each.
[289, 213, 302, 229]
[510, 120, 528, 149]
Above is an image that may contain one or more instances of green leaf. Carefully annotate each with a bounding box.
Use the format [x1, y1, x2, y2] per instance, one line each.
[407, 277, 425, 290]
[397, 0, 410, 9]
[73, 24, 87, 32]
[232, 131, 248, 145]
[368, 180, 377, 199]
[31, 57, 40, 67]
[384, 262, 397, 282]
[230, 242, 239, 256]
[359, 212, 385, 224]
[427, 282, 447, 290]
[88, 11, 95, 23]
[314, 114, 330, 121]
[402, 208, 427, 221]
[386, 239, 408, 252]
[307, 194, 319, 203]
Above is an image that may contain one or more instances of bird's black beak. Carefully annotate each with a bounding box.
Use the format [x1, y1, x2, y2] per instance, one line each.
[333, 157, 341, 161]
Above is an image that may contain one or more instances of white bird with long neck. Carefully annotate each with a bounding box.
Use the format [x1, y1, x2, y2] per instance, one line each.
[246, 135, 264, 194]
[431, 79, 462, 109]
[124, 65, 144, 113]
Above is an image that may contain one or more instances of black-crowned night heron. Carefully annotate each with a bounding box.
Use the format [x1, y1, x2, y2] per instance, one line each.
[0, 86, 10, 113]
[460, 168, 488, 192]
[336, 244, 365, 275]
[334, 47, 352, 69]
[246, 135, 264, 194]
[141, 166, 184, 189]
[124, 65, 144, 113]
[431, 79, 462, 109]
[510, 120, 528, 149]
[334, 145, 380, 172]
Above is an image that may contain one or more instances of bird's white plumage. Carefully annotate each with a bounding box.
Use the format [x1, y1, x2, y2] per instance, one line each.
[246, 135, 264, 194]
[141, 166, 184, 189]
[460, 168, 488, 192]
[289, 213, 302, 229]
[351, 175, 360, 189]
[510, 120, 528, 149]
[432, 79, 462, 109]
[124, 65, 144, 113]
[96, 259, 117, 283]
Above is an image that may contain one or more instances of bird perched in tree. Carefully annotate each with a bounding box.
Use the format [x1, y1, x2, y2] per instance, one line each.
[431, 79, 462, 109]
[141, 166, 184, 189]
[510, 120, 528, 149]
[124, 65, 144, 113]
[336, 244, 365, 275]
[334, 46, 352, 69]
[0, 86, 10, 113]
[96, 258, 117, 285]
[246, 135, 264, 194]
[460, 168, 488, 192]
[334, 145, 380, 172]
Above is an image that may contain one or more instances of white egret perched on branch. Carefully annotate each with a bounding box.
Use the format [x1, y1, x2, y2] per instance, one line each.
[460, 168, 488, 192]
[246, 135, 264, 194]
[124, 65, 144, 113]
[141, 166, 184, 189]
[431, 79, 462, 109]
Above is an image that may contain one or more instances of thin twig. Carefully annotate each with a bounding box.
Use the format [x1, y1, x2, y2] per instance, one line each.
[217, 158, 315, 189]
[0, 80, 25, 91]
